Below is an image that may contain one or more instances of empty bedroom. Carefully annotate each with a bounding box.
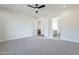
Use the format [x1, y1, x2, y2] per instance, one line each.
[0, 4, 79, 55]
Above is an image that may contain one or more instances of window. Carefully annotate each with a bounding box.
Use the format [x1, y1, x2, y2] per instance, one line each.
[52, 17, 58, 31]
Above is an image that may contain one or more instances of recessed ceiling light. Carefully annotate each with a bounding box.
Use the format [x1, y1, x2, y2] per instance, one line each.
[63, 5, 66, 8]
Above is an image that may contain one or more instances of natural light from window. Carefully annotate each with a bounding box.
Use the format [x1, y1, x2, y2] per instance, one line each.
[52, 17, 58, 31]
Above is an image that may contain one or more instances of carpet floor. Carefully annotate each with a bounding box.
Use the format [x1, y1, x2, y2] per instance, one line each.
[0, 36, 79, 55]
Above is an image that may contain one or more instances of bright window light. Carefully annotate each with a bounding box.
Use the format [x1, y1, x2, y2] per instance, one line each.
[52, 17, 59, 30]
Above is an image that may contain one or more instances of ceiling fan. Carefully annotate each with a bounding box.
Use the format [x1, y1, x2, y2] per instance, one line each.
[27, 4, 45, 13]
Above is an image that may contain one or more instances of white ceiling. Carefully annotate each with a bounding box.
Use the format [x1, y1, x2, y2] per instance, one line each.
[0, 4, 79, 19]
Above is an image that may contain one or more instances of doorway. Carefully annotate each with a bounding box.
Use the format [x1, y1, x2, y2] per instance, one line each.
[52, 17, 60, 39]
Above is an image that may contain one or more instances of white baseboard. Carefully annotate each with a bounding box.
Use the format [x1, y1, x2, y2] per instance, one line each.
[61, 38, 79, 43]
[1, 36, 79, 43]
[0, 35, 33, 42]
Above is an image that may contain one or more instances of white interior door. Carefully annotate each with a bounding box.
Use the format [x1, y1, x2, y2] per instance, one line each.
[41, 18, 50, 38]
[33, 20, 38, 36]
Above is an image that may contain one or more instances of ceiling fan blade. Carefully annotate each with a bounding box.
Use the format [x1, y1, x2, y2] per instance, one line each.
[28, 5, 35, 8]
[38, 5, 45, 9]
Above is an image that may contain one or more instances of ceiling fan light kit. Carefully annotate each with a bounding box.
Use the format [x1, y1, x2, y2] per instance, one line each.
[28, 4, 45, 13]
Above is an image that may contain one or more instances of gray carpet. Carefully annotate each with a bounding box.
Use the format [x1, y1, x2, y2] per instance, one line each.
[0, 36, 79, 55]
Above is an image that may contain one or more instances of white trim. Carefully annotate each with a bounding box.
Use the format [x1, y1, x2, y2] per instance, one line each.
[1, 36, 79, 43]
[0, 35, 33, 42]
[61, 38, 79, 43]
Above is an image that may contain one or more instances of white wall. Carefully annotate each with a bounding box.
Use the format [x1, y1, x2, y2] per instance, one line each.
[0, 9, 35, 41]
[60, 9, 79, 42]
[40, 7, 79, 42]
